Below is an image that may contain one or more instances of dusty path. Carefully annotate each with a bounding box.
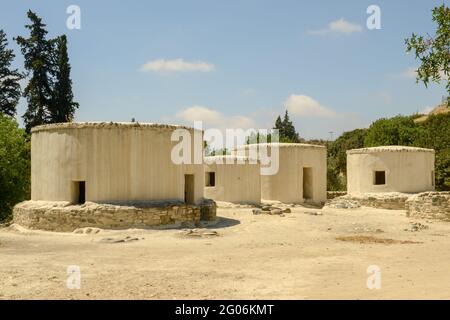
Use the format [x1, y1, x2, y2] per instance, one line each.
[1, 206, 450, 299]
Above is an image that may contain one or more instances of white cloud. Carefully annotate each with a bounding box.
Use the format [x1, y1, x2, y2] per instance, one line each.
[173, 105, 259, 150]
[140, 58, 215, 73]
[175, 105, 256, 129]
[308, 18, 363, 35]
[284, 94, 337, 118]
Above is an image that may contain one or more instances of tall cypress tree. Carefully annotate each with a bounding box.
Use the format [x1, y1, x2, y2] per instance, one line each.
[0, 29, 23, 117]
[281, 110, 300, 142]
[51, 35, 78, 122]
[15, 10, 54, 133]
[274, 115, 283, 135]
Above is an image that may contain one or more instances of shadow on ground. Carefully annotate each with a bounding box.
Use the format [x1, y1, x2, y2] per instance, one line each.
[203, 216, 241, 229]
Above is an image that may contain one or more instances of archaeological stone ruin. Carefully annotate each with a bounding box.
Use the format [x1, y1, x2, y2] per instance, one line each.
[346, 146, 435, 194]
[13, 122, 216, 231]
[232, 143, 327, 204]
[326, 145, 450, 219]
[12, 123, 450, 231]
[204, 155, 261, 205]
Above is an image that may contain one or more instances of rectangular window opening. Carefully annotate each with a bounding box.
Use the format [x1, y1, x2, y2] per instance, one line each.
[373, 171, 386, 185]
[205, 172, 215, 187]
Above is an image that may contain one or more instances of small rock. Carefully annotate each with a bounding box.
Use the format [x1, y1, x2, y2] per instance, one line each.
[304, 211, 322, 216]
[73, 227, 102, 234]
[252, 208, 262, 215]
[99, 236, 139, 243]
[406, 222, 429, 232]
[182, 229, 220, 238]
[269, 208, 283, 215]
[282, 208, 291, 213]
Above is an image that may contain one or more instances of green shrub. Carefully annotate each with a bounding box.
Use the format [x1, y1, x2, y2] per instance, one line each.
[0, 114, 30, 222]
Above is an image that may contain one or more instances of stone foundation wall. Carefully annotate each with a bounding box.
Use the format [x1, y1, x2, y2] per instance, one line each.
[199, 199, 217, 221]
[13, 200, 217, 232]
[405, 192, 450, 221]
[327, 191, 347, 200]
[326, 192, 410, 210]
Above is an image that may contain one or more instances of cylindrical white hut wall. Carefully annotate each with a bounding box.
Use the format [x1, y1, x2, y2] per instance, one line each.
[31, 123, 204, 204]
[233, 143, 327, 203]
[347, 147, 435, 194]
[204, 156, 260, 204]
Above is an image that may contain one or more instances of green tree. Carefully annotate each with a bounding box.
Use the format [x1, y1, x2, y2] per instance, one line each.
[15, 10, 55, 133]
[0, 29, 23, 117]
[414, 112, 450, 191]
[281, 110, 299, 142]
[405, 4, 450, 106]
[274, 115, 283, 134]
[435, 149, 450, 191]
[0, 113, 30, 222]
[328, 128, 367, 176]
[364, 115, 420, 147]
[50, 35, 78, 122]
[326, 129, 367, 191]
[272, 111, 300, 142]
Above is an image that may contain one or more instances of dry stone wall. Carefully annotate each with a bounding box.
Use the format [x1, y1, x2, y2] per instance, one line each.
[326, 193, 409, 210]
[327, 191, 347, 200]
[405, 192, 450, 221]
[14, 200, 216, 232]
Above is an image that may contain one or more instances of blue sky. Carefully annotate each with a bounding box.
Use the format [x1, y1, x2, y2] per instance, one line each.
[1, 0, 448, 140]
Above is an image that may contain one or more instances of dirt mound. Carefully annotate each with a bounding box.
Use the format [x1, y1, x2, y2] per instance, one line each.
[415, 102, 449, 123]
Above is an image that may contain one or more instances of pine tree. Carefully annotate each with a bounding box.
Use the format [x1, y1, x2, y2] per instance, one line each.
[51, 35, 78, 122]
[0, 29, 23, 117]
[281, 110, 299, 142]
[274, 115, 284, 137]
[15, 10, 54, 133]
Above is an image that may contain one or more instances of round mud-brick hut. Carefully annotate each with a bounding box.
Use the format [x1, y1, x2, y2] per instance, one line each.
[204, 155, 261, 205]
[13, 122, 216, 231]
[346, 146, 435, 194]
[232, 143, 327, 204]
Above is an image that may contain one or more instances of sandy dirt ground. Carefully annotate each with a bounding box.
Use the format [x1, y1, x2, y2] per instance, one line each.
[1, 205, 450, 300]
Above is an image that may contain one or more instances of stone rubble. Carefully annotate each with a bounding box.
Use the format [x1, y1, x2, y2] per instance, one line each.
[252, 204, 291, 216]
[404, 222, 429, 232]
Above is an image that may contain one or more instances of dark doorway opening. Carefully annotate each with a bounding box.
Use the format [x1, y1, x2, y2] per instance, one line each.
[303, 167, 313, 200]
[374, 171, 386, 185]
[184, 174, 195, 204]
[74, 181, 86, 204]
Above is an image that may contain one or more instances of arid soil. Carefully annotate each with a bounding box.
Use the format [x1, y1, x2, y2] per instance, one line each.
[1, 206, 450, 299]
